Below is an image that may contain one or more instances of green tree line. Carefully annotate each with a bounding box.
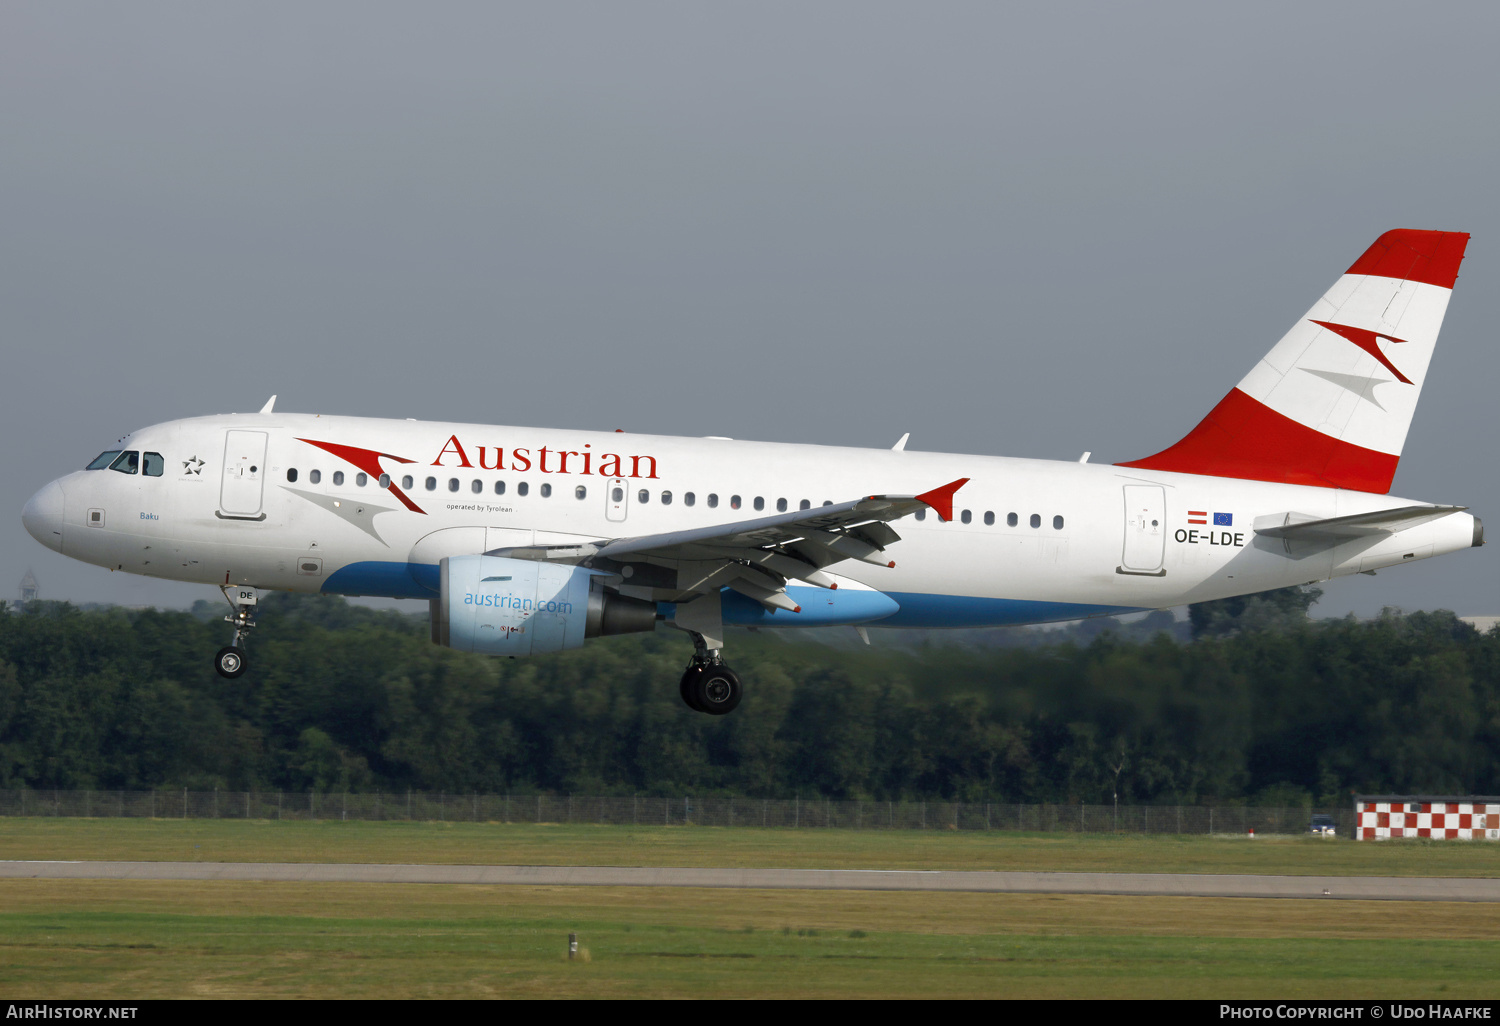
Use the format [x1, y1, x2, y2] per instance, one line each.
[0, 589, 1496, 804]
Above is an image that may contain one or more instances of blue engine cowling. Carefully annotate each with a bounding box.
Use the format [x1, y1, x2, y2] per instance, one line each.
[432, 554, 657, 655]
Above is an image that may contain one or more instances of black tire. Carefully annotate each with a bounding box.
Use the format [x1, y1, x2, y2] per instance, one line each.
[215, 646, 248, 679]
[693, 664, 742, 716]
[679, 664, 707, 712]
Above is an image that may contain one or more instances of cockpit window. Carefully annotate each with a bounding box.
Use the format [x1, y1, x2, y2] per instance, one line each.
[108, 451, 140, 475]
[143, 452, 164, 477]
[86, 451, 122, 470]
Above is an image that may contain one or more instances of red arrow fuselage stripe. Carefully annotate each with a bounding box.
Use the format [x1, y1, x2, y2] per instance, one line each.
[297, 438, 426, 514]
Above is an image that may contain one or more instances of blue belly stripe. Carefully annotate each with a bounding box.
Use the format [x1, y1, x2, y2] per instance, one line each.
[323, 560, 438, 600]
[876, 592, 1139, 627]
[716, 584, 899, 626]
[323, 561, 1139, 628]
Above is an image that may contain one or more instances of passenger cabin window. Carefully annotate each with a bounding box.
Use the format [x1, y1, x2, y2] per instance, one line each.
[356, 473, 368, 487]
[109, 451, 139, 475]
[661, 490, 673, 505]
[776, 498, 787, 512]
[332, 471, 344, 486]
[286, 468, 298, 483]
[638, 489, 649, 504]
[143, 453, 164, 477]
[1030, 513, 1041, 528]
[575, 486, 587, 500]
[425, 476, 436, 491]
[471, 479, 482, 494]
[494, 481, 505, 495]
[310, 470, 322, 485]
[540, 483, 552, 498]
[984, 511, 994, 526]
[1054, 515, 1065, 530]
[402, 475, 414, 490]
[915, 509, 926, 521]
[800, 499, 810, 510]
[379, 474, 390, 488]
[961, 509, 972, 524]
[1007, 512, 1018, 527]
[753, 497, 765, 511]
[517, 482, 529, 496]
[730, 495, 740, 510]
[448, 478, 459, 492]
[707, 494, 719, 508]
[685, 492, 696, 507]
[86, 450, 122, 470]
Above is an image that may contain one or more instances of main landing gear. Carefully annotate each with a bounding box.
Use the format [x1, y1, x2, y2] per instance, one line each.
[680, 653, 743, 716]
[671, 591, 742, 715]
[215, 585, 258, 679]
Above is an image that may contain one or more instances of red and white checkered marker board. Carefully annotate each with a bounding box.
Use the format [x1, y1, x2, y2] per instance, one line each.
[1358, 801, 1500, 840]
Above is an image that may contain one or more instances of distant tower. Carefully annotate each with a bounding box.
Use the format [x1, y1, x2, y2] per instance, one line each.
[19, 570, 38, 605]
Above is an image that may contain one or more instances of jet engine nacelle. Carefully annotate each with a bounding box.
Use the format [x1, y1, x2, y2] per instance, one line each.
[433, 554, 657, 655]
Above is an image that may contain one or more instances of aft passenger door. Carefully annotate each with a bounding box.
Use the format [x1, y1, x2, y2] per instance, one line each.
[1119, 484, 1166, 576]
[219, 430, 268, 519]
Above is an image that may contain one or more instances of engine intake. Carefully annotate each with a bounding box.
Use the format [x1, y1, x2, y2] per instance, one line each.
[431, 554, 657, 655]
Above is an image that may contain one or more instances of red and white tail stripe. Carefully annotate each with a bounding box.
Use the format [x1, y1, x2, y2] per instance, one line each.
[1121, 229, 1469, 493]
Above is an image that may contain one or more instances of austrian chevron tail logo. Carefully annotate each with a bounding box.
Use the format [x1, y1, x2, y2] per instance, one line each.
[1309, 319, 1413, 385]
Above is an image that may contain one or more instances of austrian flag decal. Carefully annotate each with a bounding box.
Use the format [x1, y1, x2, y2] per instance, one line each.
[1188, 510, 1208, 525]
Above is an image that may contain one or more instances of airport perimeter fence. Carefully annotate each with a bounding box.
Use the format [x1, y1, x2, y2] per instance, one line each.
[0, 789, 1356, 835]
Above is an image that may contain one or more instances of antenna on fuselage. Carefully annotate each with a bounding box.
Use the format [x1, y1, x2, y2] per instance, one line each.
[259, 395, 277, 414]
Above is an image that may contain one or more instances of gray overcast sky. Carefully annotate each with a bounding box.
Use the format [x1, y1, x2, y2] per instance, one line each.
[3, 1, 1498, 619]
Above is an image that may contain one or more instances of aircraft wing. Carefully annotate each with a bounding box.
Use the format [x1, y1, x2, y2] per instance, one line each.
[486, 477, 968, 613]
[1253, 505, 1467, 541]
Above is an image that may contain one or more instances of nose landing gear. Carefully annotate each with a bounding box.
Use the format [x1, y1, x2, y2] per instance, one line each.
[215, 585, 258, 679]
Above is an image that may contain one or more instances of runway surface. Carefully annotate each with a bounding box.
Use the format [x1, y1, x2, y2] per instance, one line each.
[2, 861, 1497, 901]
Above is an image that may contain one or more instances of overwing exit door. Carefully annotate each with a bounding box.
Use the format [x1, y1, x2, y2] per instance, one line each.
[605, 478, 628, 522]
[1119, 484, 1166, 575]
[219, 430, 268, 519]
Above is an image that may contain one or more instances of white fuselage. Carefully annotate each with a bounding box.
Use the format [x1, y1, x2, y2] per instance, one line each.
[23, 411, 1479, 628]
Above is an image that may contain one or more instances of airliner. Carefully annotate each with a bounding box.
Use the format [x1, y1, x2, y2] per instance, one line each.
[21, 229, 1481, 714]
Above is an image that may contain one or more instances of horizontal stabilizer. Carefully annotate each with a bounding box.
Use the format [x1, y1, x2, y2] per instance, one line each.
[1253, 505, 1466, 540]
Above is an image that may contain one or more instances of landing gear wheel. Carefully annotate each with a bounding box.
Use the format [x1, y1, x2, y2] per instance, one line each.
[214, 645, 248, 679]
[680, 664, 708, 712]
[693, 664, 742, 716]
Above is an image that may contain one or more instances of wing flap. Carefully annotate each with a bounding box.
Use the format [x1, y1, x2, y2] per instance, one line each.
[481, 477, 969, 612]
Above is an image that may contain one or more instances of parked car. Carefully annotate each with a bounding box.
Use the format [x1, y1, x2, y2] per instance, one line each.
[1309, 814, 1337, 837]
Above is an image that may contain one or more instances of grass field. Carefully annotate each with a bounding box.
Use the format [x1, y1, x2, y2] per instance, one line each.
[2, 880, 1498, 999]
[1, 817, 1498, 877]
[1, 819, 1498, 998]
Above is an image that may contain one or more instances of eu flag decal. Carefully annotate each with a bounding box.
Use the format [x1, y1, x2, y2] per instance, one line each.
[1213, 512, 1233, 526]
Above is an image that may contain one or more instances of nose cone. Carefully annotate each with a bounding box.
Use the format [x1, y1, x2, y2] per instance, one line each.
[22, 481, 65, 553]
